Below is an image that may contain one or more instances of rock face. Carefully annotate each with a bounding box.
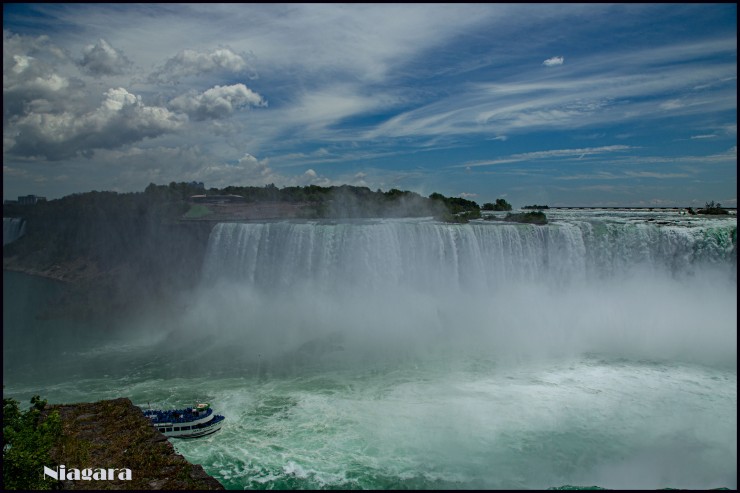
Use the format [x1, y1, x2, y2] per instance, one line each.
[45, 397, 224, 490]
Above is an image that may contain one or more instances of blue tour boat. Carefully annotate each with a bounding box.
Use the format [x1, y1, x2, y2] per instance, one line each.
[143, 403, 225, 438]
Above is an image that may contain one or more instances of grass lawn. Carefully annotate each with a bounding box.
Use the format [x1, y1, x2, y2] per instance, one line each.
[183, 204, 213, 218]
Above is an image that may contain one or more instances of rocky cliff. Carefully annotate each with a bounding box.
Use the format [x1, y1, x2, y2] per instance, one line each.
[44, 397, 224, 490]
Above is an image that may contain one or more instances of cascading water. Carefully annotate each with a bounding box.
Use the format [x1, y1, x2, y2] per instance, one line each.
[3, 210, 736, 489]
[190, 214, 736, 368]
[3, 217, 26, 245]
[173, 212, 734, 489]
[202, 217, 736, 292]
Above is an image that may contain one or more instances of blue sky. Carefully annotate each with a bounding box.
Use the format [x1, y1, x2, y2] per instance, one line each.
[3, 3, 736, 207]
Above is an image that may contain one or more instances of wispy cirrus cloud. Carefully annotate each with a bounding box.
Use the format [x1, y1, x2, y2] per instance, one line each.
[623, 171, 691, 179]
[460, 145, 635, 168]
[148, 47, 252, 84]
[2, 3, 736, 207]
[359, 33, 736, 148]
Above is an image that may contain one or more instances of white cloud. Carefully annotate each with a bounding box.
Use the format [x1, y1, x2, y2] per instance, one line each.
[79, 38, 132, 77]
[3, 29, 69, 65]
[3, 37, 77, 118]
[238, 153, 271, 174]
[193, 153, 342, 189]
[543, 56, 564, 67]
[512, 145, 633, 160]
[623, 171, 690, 179]
[3, 5, 736, 204]
[150, 47, 250, 83]
[660, 100, 683, 110]
[194, 153, 275, 187]
[169, 84, 266, 120]
[367, 53, 736, 141]
[8, 87, 185, 160]
[462, 145, 634, 168]
[283, 84, 402, 130]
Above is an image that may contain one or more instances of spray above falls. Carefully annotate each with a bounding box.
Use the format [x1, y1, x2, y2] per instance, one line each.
[174, 214, 737, 371]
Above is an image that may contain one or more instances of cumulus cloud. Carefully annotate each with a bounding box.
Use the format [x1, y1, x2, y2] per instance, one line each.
[6, 55, 69, 93]
[236, 152, 274, 179]
[194, 153, 276, 188]
[8, 87, 185, 160]
[3, 30, 68, 64]
[149, 47, 250, 83]
[543, 56, 564, 67]
[169, 84, 266, 120]
[78, 38, 132, 77]
[3, 39, 77, 120]
[194, 153, 345, 189]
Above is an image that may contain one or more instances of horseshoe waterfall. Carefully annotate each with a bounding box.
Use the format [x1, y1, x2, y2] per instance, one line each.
[3, 210, 736, 489]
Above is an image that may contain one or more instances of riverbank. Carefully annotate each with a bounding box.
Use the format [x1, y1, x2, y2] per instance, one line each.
[43, 397, 224, 490]
[2, 256, 101, 284]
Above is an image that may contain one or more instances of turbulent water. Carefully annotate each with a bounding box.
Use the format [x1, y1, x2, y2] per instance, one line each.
[3, 210, 737, 489]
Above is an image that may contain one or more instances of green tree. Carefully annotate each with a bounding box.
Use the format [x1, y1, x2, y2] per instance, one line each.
[494, 198, 512, 211]
[699, 201, 729, 215]
[482, 198, 512, 211]
[3, 395, 63, 490]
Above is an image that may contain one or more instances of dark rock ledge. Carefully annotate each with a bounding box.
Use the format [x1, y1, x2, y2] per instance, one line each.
[43, 397, 224, 490]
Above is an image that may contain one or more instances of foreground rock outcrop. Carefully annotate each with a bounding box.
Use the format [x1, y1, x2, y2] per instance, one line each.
[44, 398, 224, 490]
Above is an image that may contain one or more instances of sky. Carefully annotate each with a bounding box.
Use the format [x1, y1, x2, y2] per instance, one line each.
[2, 3, 737, 207]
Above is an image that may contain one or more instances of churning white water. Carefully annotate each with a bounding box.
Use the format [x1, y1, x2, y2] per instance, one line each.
[2, 210, 736, 489]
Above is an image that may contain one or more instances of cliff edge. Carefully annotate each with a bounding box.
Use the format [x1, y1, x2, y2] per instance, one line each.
[44, 397, 224, 490]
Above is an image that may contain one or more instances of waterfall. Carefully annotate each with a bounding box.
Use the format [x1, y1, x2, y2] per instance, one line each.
[202, 218, 736, 293]
[188, 215, 735, 367]
[3, 218, 26, 246]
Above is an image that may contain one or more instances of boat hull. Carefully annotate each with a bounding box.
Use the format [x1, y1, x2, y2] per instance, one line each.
[169, 421, 223, 439]
[143, 404, 225, 439]
[153, 416, 224, 438]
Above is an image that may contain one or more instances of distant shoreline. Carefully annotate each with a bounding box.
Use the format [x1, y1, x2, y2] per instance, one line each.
[2, 258, 101, 284]
[547, 206, 737, 210]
